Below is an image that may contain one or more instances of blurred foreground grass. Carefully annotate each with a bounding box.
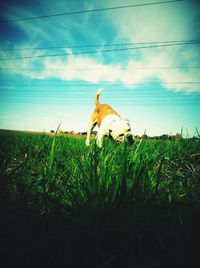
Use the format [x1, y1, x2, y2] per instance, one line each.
[0, 131, 200, 267]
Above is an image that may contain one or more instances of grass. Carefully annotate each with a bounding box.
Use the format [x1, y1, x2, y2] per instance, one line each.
[0, 130, 200, 267]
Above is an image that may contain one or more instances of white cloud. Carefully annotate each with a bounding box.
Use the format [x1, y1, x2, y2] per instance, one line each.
[1, 0, 200, 94]
[101, 0, 200, 93]
[2, 46, 200, 94]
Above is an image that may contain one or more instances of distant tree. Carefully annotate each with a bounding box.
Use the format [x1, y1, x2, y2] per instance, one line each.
[69, 130, 75, 135]
[141, 134, 148, 139]
[78, 131, 87, 135]
[160, 134, 169, 140]
[175, 133, 182, 140]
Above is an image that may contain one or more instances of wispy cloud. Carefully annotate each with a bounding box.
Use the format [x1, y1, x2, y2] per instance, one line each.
[2, 46, 200, 93]
[103, 0, 200, 93]
[1, 0, 199, 93]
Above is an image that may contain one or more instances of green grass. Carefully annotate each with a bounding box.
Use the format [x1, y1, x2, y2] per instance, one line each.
[0, 131, 200, 267]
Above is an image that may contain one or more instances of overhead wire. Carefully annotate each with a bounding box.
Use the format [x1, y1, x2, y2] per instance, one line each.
[0, 0, 184, 24]
[0, 66, 200, 71]
[0, 82, 200, 87]
[1, 41, 200, 61]
[0, 99, 198, 105]
[1, 93, 200, 97]
[1, 39, 199, 52]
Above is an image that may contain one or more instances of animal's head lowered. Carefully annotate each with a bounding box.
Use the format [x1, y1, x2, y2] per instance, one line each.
[109, 120, 134, 145]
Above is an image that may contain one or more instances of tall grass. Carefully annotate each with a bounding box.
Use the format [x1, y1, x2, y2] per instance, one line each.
[0, 131, 200, 267]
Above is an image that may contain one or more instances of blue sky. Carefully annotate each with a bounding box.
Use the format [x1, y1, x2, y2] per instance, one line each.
[0, 0, 200, 136]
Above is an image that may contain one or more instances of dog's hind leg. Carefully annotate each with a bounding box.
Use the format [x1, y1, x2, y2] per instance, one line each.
[85, 110, 98, 146]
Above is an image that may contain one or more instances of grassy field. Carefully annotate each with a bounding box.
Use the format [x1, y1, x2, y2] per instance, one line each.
[0, 130, 200, 267]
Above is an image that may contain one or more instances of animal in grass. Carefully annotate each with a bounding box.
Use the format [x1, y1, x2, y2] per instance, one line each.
[85, 88, 135, 147]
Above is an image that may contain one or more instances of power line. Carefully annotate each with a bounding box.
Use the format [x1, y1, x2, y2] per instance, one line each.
[0, 82, 199, 87]
[1, 91, 200, 96]
[1, 94, 199, 98]
[0, 66, 200, 71]
[0, 94, 198, 100]
[1, 41, 199, 61]
[0, 100, 199, 105]
[0, 0, 184, 24]
[1, 39, 197, 52]
[2, 100, 199, 104]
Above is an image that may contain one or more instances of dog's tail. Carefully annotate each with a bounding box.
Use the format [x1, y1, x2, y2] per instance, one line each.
[95, 88, 103, 106]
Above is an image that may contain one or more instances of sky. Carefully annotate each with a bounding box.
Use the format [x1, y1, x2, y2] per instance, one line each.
[0, 0, 200, 137]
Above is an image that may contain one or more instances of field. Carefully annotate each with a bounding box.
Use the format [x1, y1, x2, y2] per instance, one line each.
[0, 130, 200, 267]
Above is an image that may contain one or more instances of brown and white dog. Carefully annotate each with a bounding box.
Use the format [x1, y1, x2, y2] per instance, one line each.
[86, 89, 134, 147]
